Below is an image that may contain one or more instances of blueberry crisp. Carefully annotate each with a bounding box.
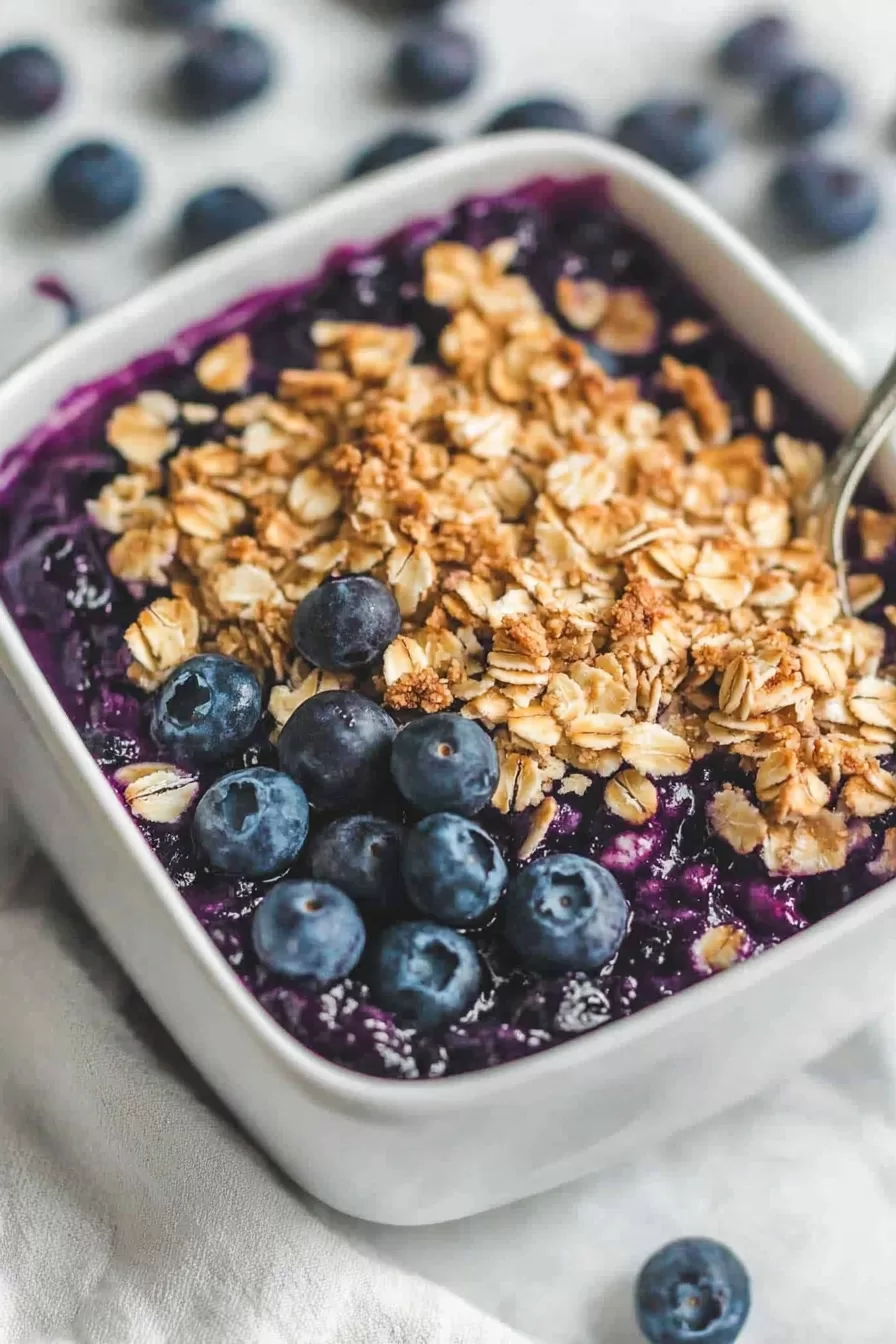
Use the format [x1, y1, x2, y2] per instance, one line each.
[3, 177, 896, 1081]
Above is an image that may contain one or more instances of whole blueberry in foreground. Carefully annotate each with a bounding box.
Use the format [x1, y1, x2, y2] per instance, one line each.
[771, 157, 879, 244]
[765, 65, 847, 138]
[309, 814, 407, 916]
[391, 714, 499, 816]
[391, 24, 479, 104]
[636, 1238, 750, 1344]
[717, 13, 794, 80]
[504, 853, 629, 971]
[179, 184, 272, 254]
[151, 654, 262, 763]
[253, 880, 365, 987]
[278, 690, 397, 811]
[292, 575, 401, 674]
[482, 96, 589, 135]
[403, 813, 507, 925]
[369, 921, 481, 1030]
[194, 767, 309, 877]
[614, 100, 725, 178]
[171, 25, 273, 118]
[0, 44, 64, 121]
[143, 0, 219, 20]
[49, 141, 142, 228]
[345, 128, 444, 180]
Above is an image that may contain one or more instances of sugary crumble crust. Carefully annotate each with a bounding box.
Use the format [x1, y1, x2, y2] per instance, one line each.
[93, 236, 896, 876]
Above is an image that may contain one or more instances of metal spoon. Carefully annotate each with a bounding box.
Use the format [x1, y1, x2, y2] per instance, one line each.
[804, 347, 896, 614]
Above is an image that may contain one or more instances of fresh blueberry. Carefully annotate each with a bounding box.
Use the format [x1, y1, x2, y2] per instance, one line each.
[178, 184, 272, 254]
[765, 65, 847, 138]
[771, 157, 879, 244]
[504, 853, 629, 971]
[194, 767, 309, 877]
[403, 813, 506, 925]
[345, 128, 444, 180]
[369, 921, 481, 1030]
[635, 1238, 751, 1344]
[143, 0, 219, 21]
[0, 43, 64, 121]
[151, 653, 262, 763]
[171, 25, 273, 118]
[613, 100, 725, 178]
[292, 575, 401, 674]
[277, 690, 397, 811]
[391, 25, 479, 105]
[253, 879, 365, 986]
[482, 96, 589, 135]
[390, 713, 499, 817]
[49, 141, 142, 228]
[717, 13, 795, 80]
[309, 814, 407, 916]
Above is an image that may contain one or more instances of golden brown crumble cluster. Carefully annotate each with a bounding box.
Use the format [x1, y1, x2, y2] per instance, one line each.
[90, 236, 896, 877]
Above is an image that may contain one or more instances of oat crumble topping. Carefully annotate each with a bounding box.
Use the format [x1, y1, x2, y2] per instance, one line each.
[94, 236, 896, 878]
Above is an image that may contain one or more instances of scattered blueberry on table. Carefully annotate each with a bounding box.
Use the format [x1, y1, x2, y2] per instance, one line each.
[613, 99, 726, 178]
[390, 713, 499, 817]
[390, 23, 479, 105]
[765, 65, 847, 138]
[253, 879, 366, 987]
[0, 43, 65, 121]
[481, 96, 589, 134]
[178, 184, 273, 254]
[49, 140, 143, 229]
[142, 0, 220, 22]
[771, 156, 880, 244]
[369, 921, 481, 1030]
[151, 653, 262, 763]
[309, 815, 407, 917]
[403, 813, 507, 926]
[278, 689, 397, 811]
[344, 128, 444, 180]
[717, 12, 795, 81]
[194, 766, 310, 878]
[170, 25, 273, 118]
[292, 574, 401, 674]
[635, 1237, 751, 1344]
[504, 853, 629, 972]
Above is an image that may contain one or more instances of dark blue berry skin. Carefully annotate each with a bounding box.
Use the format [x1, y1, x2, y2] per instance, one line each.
[390, 714, 499, 817]
[614, 100, 725, 178]
[309, 814, 407, 916]
[171, 26, 273, 118]
[403, 813, 506, 925]
[482, 97, 589, 135]
[635, 1238, 751, 1344]
[717, 14, 794, 81]
[194, 767, 309, 878]
[143, 0, 219, 21]
[0, 44, 64, 121]
[179, 185, 272, 254]
[151, 654, 262, 763]
[765, 66, 847, 138]
[292, 575, 401, 674]
[391, 25, 479, 105]
[387, 0, 448, 13]
[49, 142, 142, 228]
[345, 129, 443, 180]
[369, 921, 481, 1030]
[252, 880, 365, 987]
[504, 853, 629, 971]
[772, 158, 879, 244]
[277, 690, 397, 811]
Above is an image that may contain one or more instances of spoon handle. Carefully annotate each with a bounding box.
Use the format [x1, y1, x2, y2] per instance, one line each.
[810, 347, 896, 611]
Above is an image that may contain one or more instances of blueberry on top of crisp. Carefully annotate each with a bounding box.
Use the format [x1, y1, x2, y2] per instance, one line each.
[403, 812, 506, 925]
[151, 653, 262, 762]
[391, 714, 499, 817]
[369, 921, 481, 1030]
[504, 853, 629, 972]
[278, 690, 397, 811]
[292, 575, 401, 674]
[253, 879, 366, 988]
[309, 815, 407, 917]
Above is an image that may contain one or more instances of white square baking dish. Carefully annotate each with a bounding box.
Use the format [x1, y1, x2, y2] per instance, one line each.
[1, 131, 894, 1227]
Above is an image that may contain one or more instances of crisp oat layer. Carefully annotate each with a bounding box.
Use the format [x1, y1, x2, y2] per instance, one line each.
[95, 237, 896, 878]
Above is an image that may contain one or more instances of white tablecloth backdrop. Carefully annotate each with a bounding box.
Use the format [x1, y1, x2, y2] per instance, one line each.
[3, 1, 896, 1340]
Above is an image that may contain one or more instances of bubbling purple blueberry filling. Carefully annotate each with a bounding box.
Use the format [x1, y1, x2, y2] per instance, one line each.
[3, 176, 896, 1081]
